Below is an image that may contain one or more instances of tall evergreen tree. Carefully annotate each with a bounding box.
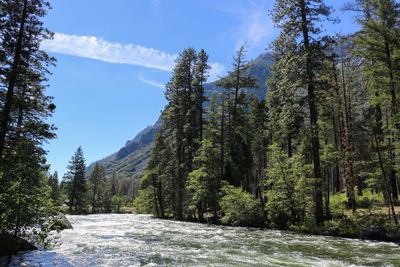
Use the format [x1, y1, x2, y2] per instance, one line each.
[0, 0, 56, 236]
[217, 46, 257, 189]
[89, 163, 106, 213]
[271, 0, 333, 225]
[0, 0, 55, 161]
[352, 0, 400, 222]
[64, 147, 87, 213]
[48, 171, 59, 205]
[110, 171, 118, 196]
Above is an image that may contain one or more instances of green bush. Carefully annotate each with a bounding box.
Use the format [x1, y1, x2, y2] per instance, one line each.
[111, 195, 125, 213]
[355, 190, 384, 208]
[329, 192, 347, 218]
[132, 188, 154, 214]
[264, 144, 313, 229]
[219, 183, 264, 227]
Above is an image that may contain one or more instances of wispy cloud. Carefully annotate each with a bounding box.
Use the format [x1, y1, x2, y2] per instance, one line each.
[213, 0, 275, 53]
[42, 32, 225, 82]
[138, 74, 165, 89]
[41, 33, 176, 71]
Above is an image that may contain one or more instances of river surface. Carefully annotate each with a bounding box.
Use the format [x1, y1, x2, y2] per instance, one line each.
[9, 214, 400, 266]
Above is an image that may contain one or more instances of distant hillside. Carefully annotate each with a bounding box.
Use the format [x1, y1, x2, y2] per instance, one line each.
[86, 117, 162, 179]
[87, 53, 274, 184]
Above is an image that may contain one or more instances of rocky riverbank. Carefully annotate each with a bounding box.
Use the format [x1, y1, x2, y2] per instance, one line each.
[0, 213, 72, 257]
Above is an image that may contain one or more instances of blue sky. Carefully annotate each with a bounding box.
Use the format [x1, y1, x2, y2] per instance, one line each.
[42, 0, 359, 176]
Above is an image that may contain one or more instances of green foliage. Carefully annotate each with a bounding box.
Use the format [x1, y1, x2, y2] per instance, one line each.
[356, 190, 384, 208]
[219, 182, 264, 227]
[216, 46, 257, 188]
[63, 147, 87, 213]
[329, 193, 348, 219]
[186, 138, 221, 220]
[0, 139, 54, 235]
[0, 0, 57, 238]
[111, 195, 125, 213]
[48, 172, 60, 206]
[89, 163, 107, 213]
[265, 144, 313, 229]
[133, 188, 154, 214]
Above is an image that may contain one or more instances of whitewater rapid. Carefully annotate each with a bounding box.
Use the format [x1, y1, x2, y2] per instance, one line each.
[9, 213, 400, 266]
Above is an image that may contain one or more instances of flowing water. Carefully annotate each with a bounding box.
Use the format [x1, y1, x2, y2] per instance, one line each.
[9, 214, 400, 266]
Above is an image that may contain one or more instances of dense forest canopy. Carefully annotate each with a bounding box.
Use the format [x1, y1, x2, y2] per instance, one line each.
[0, 0, 400, 246]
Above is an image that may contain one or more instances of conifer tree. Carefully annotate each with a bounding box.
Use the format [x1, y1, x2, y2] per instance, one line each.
[352, 0, 400, 222]
[89, 163, 106, 213]
[271, 0, 333, 225]
[64, 147, 87, 213]
[0, 0, 55, 160]
[217, 46, 257, 189]
[48, 171, 60, 205]
[0, 0, 56, 235]
[110, 171, 118, 196]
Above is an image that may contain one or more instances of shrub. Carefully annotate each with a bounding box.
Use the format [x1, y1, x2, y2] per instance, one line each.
[111, 195, 125, 213]
[219, 183, 264, 227]
[329, 192, 347, 218]
[264, 144, 313, 229]
[132, 188, 154, 214]
[355, 190, 384, 208]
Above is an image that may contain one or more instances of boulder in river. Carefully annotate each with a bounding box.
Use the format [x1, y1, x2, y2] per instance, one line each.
[49, 214, 73, 231]
[0, 234, 37, 255]
[361, 225, 387, 241]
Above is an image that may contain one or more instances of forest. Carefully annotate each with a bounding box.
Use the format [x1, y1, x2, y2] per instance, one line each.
[0, 0, 400, 253]
[133, 0, 400, 241]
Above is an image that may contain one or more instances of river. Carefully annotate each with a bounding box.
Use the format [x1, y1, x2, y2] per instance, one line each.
[9, 214, 400, 266]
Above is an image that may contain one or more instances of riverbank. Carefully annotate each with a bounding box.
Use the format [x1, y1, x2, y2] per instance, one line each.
[151, 209, 400, 244]
[0, 213, 72, 257]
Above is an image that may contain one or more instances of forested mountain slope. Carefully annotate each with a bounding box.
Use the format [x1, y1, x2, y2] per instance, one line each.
[86, 53, 273, 183]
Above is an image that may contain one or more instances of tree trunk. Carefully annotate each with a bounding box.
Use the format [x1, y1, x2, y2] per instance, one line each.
[299, 0, 324, 225]
[0, 0, 28, 161]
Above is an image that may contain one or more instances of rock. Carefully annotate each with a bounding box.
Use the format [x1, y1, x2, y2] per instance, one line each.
[0, 234, 37, 255]
[49, 214, 73, 231]
[361, 225, 387, 241]
[321, 225, 340, 237]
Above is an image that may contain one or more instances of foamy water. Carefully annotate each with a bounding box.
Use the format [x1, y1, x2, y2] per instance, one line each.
[9, 214, 400, 266]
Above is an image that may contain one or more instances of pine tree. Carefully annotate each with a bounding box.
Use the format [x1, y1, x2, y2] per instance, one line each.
[89, 163, 106, 213]
[193, 49, 210, 142]
[64, 147, 87, 213]
[0, 0, 56, 236]
[216, 46, 257, 189]
[0, 0, 55, 161]
[110, 171, 118, 196]
[271, 0, 333, 225]
[353, 0, 400, 222]
[266, 34, 305, 158]
[48, 171, 60, 205]
[187, 138, 221, 222]
[248, 96, 268, 201]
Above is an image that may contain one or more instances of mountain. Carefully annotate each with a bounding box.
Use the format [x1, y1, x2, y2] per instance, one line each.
[86, 117, 162, 179]
[87, 52, 274, 185]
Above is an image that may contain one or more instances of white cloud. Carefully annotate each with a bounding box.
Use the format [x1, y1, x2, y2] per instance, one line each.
[138, 74, 165, 89]
[42, 32, 225, 82]
[41, 33, 176, 71]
